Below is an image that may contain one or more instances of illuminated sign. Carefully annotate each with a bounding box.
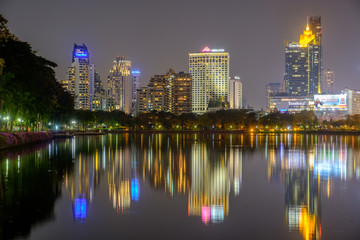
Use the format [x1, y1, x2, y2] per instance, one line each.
[211, 49, 225, 52]
[131, 70, 141, 75]
[202, 47, 225, 53]
[202, 47, 211, 52]
[289, 43, 302, 48]
[74, 51, 88, 58]
[313, 94, 347, 110]
[288, 102, 307, 106]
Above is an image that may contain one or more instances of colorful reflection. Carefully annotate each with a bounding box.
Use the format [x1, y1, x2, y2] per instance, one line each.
[2, 133, 360, 239]
[265, 134, 360, 240]
[73, 196, 87, 222]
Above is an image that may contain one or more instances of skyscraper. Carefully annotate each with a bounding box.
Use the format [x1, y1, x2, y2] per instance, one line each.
[284, 17, 322, 96]
[228, 76, 242, 109]
[189, 47, 229, 114]
[64, 44, 90, 110]
[107, 56, 132, 114]
[321, 69, 335, 94]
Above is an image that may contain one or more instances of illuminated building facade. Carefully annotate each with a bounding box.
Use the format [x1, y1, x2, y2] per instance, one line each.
[189, 47, 229, 114]
[89, 64, 95, 109]
[269, 95, 314, 113]
[171, 70, 192, 115]
[137, 69, 192, 115]
[284, 17, 322, 96]
[91, 94, 115, 112]
[107, 56, 132, 114]
[64, 44, 91, 110]
[63, 67, 75, 93]
[131, 70, 141, 116]
[228, 77, 242, 109]
[321, 69, 335, 94]
[345, 89, 360, 115]
[265, 82, 282, 111]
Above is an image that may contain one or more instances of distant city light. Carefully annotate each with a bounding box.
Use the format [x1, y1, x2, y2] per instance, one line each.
[202, 206, 211, 225]
[131, 178, 140, 201]
[211, 205, 224, 224]
[74, 198, 87, 221]
[131, 70, 141, 74]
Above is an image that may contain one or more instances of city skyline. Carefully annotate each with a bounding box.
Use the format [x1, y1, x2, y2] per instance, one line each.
[2, 0, 359, 109]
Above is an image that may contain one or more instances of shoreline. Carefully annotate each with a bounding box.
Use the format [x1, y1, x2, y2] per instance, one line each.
[1, 129, 359, 150]
[115, 129, 360, 135]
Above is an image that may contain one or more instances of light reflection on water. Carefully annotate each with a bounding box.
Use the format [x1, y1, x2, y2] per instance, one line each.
[1, 133, 360, 240]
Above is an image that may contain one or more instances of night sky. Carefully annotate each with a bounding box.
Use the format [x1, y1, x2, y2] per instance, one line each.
[1, 0, 360, 109]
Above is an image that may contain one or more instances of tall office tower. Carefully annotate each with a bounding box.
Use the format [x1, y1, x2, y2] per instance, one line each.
[284, 18, 322, 96]
[189, 47, 229, 114]
[107, 56, 132, 114]
[65, 44, 90, 110]
[136, 69, 192, 115]
[94, 72, 103, 94]
[321, 69, 334, 94]
[228, 76, 242, 109]
[131, 70, 141, 116]
[265, 82, 282, 111]
[310, 16, 323, 92]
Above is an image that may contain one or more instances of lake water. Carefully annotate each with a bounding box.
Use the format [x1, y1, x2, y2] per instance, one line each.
[1, 133, 360, 240]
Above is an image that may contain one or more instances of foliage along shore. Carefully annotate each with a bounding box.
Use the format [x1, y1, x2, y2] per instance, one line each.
[0, 132, 53, 149]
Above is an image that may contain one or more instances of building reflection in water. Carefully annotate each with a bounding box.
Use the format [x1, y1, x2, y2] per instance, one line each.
[64, 137, 103, 222]
[62, 133, 360, 231]
[266, 134, 360, 240]
[106, 134, 140, 214]
[3, 133, 360, 239]
[187, 137, 242, 225]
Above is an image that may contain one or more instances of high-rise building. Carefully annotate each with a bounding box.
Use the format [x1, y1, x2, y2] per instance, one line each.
[136, 69, 192, 115]
[64, 44, 90, 110]
[345, 89, 360, 115]
[265, 82, 283, 111]
[170, 70, 192, 115]
[131, 70, 141, 116]
[189, 47, 229, 114]
[284, 17, 322, 96]
[107, 56, 132, 114]
[228, 76, 242, 109]
[321, 69, 335, 94]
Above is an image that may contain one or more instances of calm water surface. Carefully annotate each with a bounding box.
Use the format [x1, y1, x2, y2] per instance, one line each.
[1, 133, 360, 240]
